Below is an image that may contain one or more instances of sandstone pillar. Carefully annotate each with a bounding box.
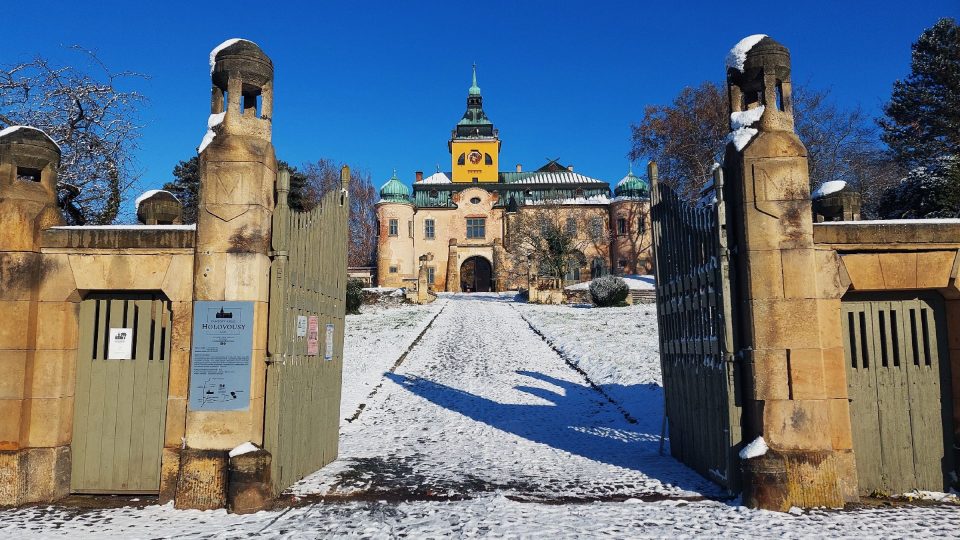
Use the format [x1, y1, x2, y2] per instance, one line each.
[723, 36, 851, 509]
[446, 239, 460, 292]
[0, 127, 70, 505]
[176, 39, 276, 510]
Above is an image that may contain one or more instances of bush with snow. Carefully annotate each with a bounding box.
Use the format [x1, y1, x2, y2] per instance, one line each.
[346, 278, 364, 314]
[589, 275, 629, 307]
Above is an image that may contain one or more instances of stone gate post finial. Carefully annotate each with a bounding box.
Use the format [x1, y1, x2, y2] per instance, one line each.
[725, 35, 795, 136]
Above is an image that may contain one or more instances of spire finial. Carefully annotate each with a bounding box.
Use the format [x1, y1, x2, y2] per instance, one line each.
[628, 161, 633, 175]
[468, 63, 481, 96]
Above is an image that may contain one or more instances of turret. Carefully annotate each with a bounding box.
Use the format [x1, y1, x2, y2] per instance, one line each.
[0, 126, 64, 252]
[726, 35, 795, 134]
[375, 171, 415, 287]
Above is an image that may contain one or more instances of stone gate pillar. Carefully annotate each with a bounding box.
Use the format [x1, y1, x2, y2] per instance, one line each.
[176, 39, 276, 510]
[0, 127, 69, 505]
[446, 239, 460, 293]
[722, 36, 854, 509]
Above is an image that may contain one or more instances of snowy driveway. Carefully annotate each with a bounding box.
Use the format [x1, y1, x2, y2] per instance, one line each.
[3, 294, 960, 538]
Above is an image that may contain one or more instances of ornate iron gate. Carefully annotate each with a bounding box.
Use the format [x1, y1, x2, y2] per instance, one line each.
[650, 164, 742, 493]
[263, 168, 350, 494]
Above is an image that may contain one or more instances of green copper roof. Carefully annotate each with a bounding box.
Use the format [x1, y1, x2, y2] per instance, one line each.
[614, 166, 650, 199]
[468, 64, 481, 96]
[379, 170, 411, 203]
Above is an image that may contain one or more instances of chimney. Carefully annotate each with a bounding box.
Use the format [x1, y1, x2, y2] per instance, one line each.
[567, 165, 574, 172]
[415, 171, 423, 183]
[516, 164, 522, 172]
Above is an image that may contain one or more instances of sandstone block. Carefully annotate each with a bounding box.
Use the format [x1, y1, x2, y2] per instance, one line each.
[821, 347, 848, 399]
[227, 448, 273, 514]
[916, 251, 956, 289]
[161, 254, 196, 302]
[0, 351, 27, 400]
[170, 302, 193, 352]
[164, 397, 187, 447]
[167, 349, 191, 399]
[788, 348, 825, 400]
[24, 397, 65, 447]
[750, 299, 821, 350]
[159, 447, 181, 504]
[827, 398, 854, 450]
[0, 301, 31, 349]
[814, 249, 849, 299]
[174, 448, 228, 510]
[841, 254, 884, 291]
[749, 349, 790, 400]
[817, 299, 843, 350]
[34, 302, 78, 351]
[27, 349, 72, 399]
[781, 249, 817, 299]
[0, 399, 23, 449]
[746, 250, 784, 300]
[0, 252, 42, 301]
[761, 399, 832, 451]
[35, 254, 76, 302]
[878, 252, 918, 289]
[68, 254, 172, 291]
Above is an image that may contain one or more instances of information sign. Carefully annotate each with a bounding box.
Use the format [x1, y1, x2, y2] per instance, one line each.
[188, 301, 254, 411]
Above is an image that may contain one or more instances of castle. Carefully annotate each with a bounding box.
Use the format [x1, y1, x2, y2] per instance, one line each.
[374, 67, 652, 292]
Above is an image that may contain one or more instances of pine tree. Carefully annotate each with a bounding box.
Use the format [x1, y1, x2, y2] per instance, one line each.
[878, 18, 960, 218]
[879, 18, 960, 169]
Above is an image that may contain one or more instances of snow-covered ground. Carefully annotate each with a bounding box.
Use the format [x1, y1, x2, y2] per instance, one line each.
[3, 294, 959, 539]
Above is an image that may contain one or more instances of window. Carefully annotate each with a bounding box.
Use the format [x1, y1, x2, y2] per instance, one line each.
[388, 218, 398, 236]
[466, 218, 486, 239]
[564, 261, 581, 282]
[389, 266, 398, 273]
[408, 221, 413, 238]
[484, 153, 493, 165]
[617, 217, 627, 235]
[638, 217, 646, 234]
[470, 197, 481, 204]
[775, 81, 784, 111]
[425, 219, 435, 239]
[457, 153, 465, 165]
[565, 217, 577, 237]
[427, 266, 436, 285]
[16, 167, 41, 182]
[472, 177, 479, 183]
[590, 217, 603, 239]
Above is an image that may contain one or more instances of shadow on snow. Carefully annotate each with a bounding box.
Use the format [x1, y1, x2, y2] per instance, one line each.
[384, 370, 720, 496]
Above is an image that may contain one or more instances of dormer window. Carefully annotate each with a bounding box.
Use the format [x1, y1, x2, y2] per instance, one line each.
[16, 167, 41, 182]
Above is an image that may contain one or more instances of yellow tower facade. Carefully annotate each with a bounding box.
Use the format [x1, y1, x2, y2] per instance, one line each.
[448, 65, 500, 183]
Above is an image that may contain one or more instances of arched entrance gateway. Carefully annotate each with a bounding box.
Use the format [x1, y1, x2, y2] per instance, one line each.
[460, 256, 493, 292]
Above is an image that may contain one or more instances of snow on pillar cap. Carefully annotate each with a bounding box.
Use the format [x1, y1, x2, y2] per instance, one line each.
[209, 38, 273, 90]
[0, 125, 62, 155]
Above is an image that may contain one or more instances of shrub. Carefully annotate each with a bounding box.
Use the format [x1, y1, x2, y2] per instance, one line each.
[589, 275, 629, 307]
[346, 278, 364, 314]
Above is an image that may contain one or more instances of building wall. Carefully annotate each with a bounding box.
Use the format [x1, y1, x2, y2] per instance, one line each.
[451, 139, 499, 182]
[609, 200, 653, 275]
[375, 202, 415, 288]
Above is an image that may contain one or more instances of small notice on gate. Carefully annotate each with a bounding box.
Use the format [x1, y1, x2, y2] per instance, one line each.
[307, 316, 319, 356]
[324, 323, 334, 361]
[108, 328, 133, 360]
[188, 301, 254, 411]
[296, 315, 308, 337]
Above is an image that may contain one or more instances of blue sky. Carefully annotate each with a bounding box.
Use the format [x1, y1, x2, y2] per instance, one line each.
[6, 1, 958, 212]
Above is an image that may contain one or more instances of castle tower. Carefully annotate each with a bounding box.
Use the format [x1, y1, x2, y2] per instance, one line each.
[375, 171, 415, 288]
[449, 66, 500, 183]
[722, 36, 852, 509]
[0, 126, 68, 504]
[179, 39, 276, 509]
[610, 164, 651, 275]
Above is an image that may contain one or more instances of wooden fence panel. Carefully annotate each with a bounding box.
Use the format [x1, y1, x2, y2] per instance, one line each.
[263, 168, 350, 495]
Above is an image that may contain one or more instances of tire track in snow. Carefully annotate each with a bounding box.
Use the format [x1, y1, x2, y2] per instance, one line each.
[512, 304, 641, 426]
[344, 303, 447, 423]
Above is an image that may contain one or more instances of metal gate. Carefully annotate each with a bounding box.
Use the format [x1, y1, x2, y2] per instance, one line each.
[650, 165, 742, 492]
[842, 292, 955, 495]
[263, 168, 350, 494]
[71, 294, 172, 493]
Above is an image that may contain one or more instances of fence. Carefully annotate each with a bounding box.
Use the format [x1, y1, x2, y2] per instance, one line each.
[650, 164, 742, 492]
[263, 168, 350, 494]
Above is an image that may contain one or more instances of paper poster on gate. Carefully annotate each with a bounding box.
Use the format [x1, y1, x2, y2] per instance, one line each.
[108, 328, 133, 359]
[324, 323, 334, 361]
[307, 316, 319, 356]
[188, 301, 254, 411]
[296, 315, 308, 337]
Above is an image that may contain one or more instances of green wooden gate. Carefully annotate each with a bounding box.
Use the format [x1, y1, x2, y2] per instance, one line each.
[263, 168, 350, 494]
[71, 294, 172, 493]
[650, 164, 743, 493]
[842, 292, 955, 495]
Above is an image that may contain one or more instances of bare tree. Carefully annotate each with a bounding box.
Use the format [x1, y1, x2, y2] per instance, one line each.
[301, 159, 378, 267]
[0, 47, 146, 224]
[505, 194, 606, 285]
[629, 81, 898, 214]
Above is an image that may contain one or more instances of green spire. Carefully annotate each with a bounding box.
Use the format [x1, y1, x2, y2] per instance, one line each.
[468, 63, 481, 96]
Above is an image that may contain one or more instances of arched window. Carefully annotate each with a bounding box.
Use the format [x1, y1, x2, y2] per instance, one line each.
[457, 153, 465, 165]
[484, 153, 493, 165]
